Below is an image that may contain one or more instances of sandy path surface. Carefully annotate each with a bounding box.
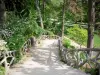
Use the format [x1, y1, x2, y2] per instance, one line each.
[9, 39, 89, 75]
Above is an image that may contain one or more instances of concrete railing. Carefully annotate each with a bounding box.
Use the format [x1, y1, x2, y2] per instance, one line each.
[0, 50, 16, 75]
[0, 37, 35, 75]
[40, 35, 59, 40]
[58, 37, 100, 74]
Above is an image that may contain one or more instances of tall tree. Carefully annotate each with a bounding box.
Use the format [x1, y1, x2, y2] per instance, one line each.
[87, 0, 95, 48]
[35, 0, 44, 29]
[61, 0, 66, 38]
[42, 0, 45, 21]
[0, 0, 5, 30]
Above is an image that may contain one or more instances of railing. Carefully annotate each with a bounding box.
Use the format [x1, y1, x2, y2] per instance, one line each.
[35, 35, 60, 47]
[0, 37, 35, 75]
[58, 38, 100, 74]
[0, 50, 16, 75]
[40, 35, 59, 40]
[21, 39, 32, 55]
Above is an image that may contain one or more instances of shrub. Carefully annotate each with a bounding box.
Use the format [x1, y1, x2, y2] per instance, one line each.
[7, 35, 25, 50]
[67, 24, 87, 46]
[4, 12, 45, 62]
[6, 34, 25, 62]
[45, 30, 54, 35]
[63, 38, 71, 48]
[0, 66, 5, 75]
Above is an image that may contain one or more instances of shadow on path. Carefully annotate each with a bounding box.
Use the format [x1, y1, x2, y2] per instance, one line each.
[9, 39, 89, 75]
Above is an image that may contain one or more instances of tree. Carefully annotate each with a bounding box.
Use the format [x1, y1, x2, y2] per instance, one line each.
[42, 0, 45, 21]
[87, 0, 95, 48]
[0, 0, 5, 30]
[95, 0, 100, 28]
[35, 0, 44, 29]
[61, 0, 66, 38]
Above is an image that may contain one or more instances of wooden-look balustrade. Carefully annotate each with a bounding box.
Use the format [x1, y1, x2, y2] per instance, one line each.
[58, 38, 100, 74]
[40, 35, 59, 40]
[0, 50, 16, 75]
[0, 37, 34, 75]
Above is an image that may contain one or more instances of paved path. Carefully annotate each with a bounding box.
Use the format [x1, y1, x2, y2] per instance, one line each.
[9, 39, 89, 75]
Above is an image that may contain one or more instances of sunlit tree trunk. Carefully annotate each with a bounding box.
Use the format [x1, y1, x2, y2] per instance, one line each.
[35, 0, 44, 29]
[0, 0, 5, 30]
[87, 0, 95, 48]
[42, 0, 45, 21]
[61, 0, 66, 38]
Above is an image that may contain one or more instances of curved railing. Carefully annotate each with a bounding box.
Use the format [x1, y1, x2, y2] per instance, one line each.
[21, 39, 32, 55]
[0, 50, 16, 75]
[0, 37, 35, 75]
[40, 35, 59, 40]
[58, 38, 100, 74]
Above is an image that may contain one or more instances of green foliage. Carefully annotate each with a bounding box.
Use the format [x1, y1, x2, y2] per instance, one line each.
[94, 34, 100, 48]
[67, 24, 87, 45]
[4, 12, 45, 61]
[77, 51, 87, 62]
[65, 10, 75, 21]
[63, 38, 75, 48]
[85, 68, 99, 75]
[63, 38, 71, 48]
[6, 12, 44, 46]
[0, 66, 5, 75]
[45, 30, 54, 35]
[2, 0, 99, 67]
[7, 35, 25, 50]
[50, 0, 63, 7]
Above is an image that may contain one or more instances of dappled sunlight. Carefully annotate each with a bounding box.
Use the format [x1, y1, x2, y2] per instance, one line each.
[9, 39, 89, 75]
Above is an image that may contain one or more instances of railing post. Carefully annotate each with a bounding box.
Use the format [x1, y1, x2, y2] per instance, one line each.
[76, 50, 79, 68]
[4, 53, 8, 75]
[98, 64, 100, 75]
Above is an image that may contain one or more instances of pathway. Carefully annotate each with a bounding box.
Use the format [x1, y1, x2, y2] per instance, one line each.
[9, 39, 89, 75]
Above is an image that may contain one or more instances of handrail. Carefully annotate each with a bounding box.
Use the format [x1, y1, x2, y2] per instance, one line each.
[0, 50, 16, 75]
[0, 38, 33, 75]
[21, 38, 32, 55]
[40, 35, 59, 40]
[58, 37, 100, 74]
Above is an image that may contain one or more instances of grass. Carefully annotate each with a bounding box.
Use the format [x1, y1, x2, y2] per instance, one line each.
[0, 66, 5, 75]
[94, 34, 100, 48]
[63, 38, 71, 48]
[67, 34, 100, 48]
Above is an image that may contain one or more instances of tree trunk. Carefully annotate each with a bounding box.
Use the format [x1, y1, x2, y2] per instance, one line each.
[87, 0, 95, 48]
[0, 0, 5, 30]
[61, 0, 66, 38]
[35, 0, 44, 29]
[42, 0, 45, 21]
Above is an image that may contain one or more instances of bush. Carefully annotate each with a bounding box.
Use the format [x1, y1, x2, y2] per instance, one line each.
[4, 12, 45, 62]
[62, 38, 75, 48]
[63, 38, 71, 48]
[7, 35, 25, 50]
[6, 34, 25, 62]
[67, 24, 87, 46]
[0, 66, 5, 75]
[45, 30, 54, 35]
